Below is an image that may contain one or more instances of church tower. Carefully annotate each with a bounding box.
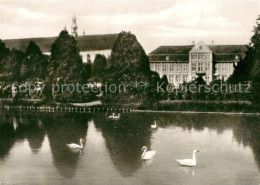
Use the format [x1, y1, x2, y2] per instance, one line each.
[71, 14, 78, 37]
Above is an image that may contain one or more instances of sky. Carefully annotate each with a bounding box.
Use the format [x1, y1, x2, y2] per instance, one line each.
[0, 0, 259, 53]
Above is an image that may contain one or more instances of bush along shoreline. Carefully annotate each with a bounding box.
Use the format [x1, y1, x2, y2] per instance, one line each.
[0, 99, 257, 114]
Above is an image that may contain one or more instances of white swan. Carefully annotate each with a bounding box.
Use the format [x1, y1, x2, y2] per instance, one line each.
[108, 113, 115, 118]
[141, 146, 156, 160]
[176, 150, 199, 167]
[151, 120, 157, 128]
[66, 138, 84, 149]
[108, 113, 120, 120]
[114, 113, 120, 119]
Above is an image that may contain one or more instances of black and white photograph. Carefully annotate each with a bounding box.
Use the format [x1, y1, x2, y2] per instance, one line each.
[0, 0, 260, 184]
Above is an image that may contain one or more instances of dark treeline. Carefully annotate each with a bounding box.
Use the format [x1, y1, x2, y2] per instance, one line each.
[0, 30, 109, 103]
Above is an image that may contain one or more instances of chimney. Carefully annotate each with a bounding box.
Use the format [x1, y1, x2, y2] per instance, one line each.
[211, 40, 214, 46]
[192, 40, 195, 45]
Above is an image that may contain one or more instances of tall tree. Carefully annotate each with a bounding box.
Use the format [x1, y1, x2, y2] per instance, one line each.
[20, 41, 48, 82]
[92, 54, 107, 81]
[158, 74, 169, 100]
[43, 30, 86, 102]
[0, 45, 24, 98]
[0, 39, 10, 61]
[227, 46, 253, 83]
[249, 15, 260, 79]
[103, 31, 151, 105]
[84, 54, 92, 80]
[229, 15, 260, 82]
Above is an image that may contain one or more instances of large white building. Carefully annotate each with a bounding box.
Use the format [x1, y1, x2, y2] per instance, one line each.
[148, 41, 247, 85]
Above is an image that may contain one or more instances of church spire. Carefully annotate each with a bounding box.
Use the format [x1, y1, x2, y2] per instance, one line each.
[71, 14, 78, 37]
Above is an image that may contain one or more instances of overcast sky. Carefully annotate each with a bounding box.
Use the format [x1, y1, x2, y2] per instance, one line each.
[0, 0, 259, 53]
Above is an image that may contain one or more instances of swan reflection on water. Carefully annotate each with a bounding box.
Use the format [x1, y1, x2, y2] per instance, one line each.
[67, 147, 83, 154]
[12, 117, 18, 131]
[142, 158, 154, 168]
[178, 166, 195, 176]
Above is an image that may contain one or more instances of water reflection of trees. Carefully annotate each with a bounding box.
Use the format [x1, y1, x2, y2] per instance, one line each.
[93, 113, 153, 177]
[0, 112, 45, 160]
[142, 113, 260, 173]
[149, 113, 238, 133]
[0, 117, 16, 159]
[44, 113, 90, 178]
[231, 116, 260, 172]
[16, 115, 45, 153]
[1, 111, 260, 176]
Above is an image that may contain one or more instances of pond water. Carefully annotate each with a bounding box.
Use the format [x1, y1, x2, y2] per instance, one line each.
[0, 111, 260, 185]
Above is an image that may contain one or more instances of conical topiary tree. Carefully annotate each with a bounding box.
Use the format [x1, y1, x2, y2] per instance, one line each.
[92, 54, 107, 81]
[103, 31, 151, 106]
[20, 41, 48, 82]
[43, 30, 89, 102]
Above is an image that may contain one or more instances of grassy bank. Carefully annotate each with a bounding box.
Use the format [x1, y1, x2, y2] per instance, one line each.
[149, 100, 255, 113]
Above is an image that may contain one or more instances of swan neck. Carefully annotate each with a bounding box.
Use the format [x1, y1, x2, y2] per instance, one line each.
[142, 147, 147, 158]
[193, 152, 196, 162]
[80, 140, 83, 148]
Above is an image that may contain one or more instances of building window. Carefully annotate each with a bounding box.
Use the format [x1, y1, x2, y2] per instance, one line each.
[192, 76, 196, 81]
[169, 64, 174, 72]
[216, 64, 220, 72]
[192, 62, 196, 71]
[156, 64, 161, 71]
[166, 56, 170, 61]
[229, 63, 234, 73]
[198, 54, 203, 60]
[169, 75, 174, 83]
[183, 75, 188, 82]
[176, 64, 181, 72]
[191, 54, 197, 60]
[205, 76, 209, 83]
[176, 75, 181, 83]
[222, 63, 228, 71]
[183, 64, 188, 72]
[198, 62, 203, 72]
[203, 54, 210, 60]
[205, 62, 210, 71]
[162, 64, 167, 72]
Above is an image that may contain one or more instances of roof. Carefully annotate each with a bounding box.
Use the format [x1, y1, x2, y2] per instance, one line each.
[149, 45, 193, 55]
[149, 44, 247, 63]
[76, 34, 118, 51]
[209, 45, 247, 53]
[211, 45, 247, 63]
[3, 34, 119, 53]
[190, 41, 211, 53]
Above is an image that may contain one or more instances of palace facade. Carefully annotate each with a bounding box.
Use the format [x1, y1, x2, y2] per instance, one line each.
[148, 41, 247, 85]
